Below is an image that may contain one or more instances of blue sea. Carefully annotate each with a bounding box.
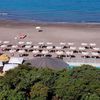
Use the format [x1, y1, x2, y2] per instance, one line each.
[0, 0, 100, 23]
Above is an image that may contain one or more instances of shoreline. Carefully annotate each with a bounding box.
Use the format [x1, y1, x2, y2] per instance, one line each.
[1, 19, 100, 28]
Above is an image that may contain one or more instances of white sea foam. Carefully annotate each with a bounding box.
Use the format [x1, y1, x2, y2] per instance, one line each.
[0, 13, 8, 16]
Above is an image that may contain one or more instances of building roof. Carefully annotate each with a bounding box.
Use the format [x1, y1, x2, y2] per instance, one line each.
[0, 61, 3, 67]
[9, 57, 24, 64]
[25, 57, 68, 70]
[3, 64, 18, 72]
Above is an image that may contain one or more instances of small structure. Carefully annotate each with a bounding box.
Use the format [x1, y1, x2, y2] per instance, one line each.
[3, 64, 18, 72]
[0, 61, 3, 67]
[0, 61, 3, 72]
[9, 57, 24, 64]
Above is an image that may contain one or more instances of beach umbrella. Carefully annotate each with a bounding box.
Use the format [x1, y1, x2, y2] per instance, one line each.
[91, 52, 99, 56]
[66, 51, 73, 55]
[81, 43, 88, 46]
[36, 26, 41, 30]
[9, 49, 16, 53]
[26, 41, 32, 45]
[3, 41, 10, 44]
[70, 46, 76, 50]
[68, 42, 74, 46]
[93, 47, 100, 51]
[33, 46, 39, 49]
[46, 42, 53, 45]
[82, 52, 89, 56]
[56, 51, 64, 55]
[0, 44, 7, 48]
[42, 50, 49, 55]
[0, 54, 9, 62]
[24, 57, 68, 70]
[55, 46, 62, 50]
[25, 45, 31, 49]
[0, 41, 2, 44]
[47, 46, 53, 50]
[12, 45, 18, 49]
[90, 43, 96, 47]
[38, 42, 44, 45]
[18, 50, 25, 54]
[60, 42, 66, 45]
[14, 37, 18, 40]
[79, 47, 85, 51]
[18, 41, 24, 45]
[32, 50, 39, 54]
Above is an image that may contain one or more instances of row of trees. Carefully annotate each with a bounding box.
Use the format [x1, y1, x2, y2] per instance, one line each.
[0, 64, 100, 100]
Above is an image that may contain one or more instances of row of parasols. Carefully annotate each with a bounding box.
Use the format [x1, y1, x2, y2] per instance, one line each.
[0, 41, 98, 49]
[0, 41, 99, 58]
[0, 41, 97, 46]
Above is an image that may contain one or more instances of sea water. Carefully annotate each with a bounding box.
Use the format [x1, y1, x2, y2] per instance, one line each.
[0, 0, 100, 23]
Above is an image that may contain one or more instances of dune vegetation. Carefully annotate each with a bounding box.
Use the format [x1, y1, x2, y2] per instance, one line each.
[0, 65, 100, 100]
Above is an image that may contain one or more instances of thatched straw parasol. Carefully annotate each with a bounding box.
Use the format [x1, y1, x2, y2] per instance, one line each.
[0, 54, 9, 62]
[25, 57, 68, 70]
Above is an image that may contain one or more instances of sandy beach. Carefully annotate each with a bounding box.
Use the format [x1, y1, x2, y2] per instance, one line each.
[0, 20, 99, 65]
[0, 20, 100, 47]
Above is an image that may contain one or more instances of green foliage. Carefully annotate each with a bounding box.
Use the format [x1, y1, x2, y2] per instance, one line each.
[54, 65, 100, 100]
[0, 64, 100, 100]
[30, 83, 49, 100]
